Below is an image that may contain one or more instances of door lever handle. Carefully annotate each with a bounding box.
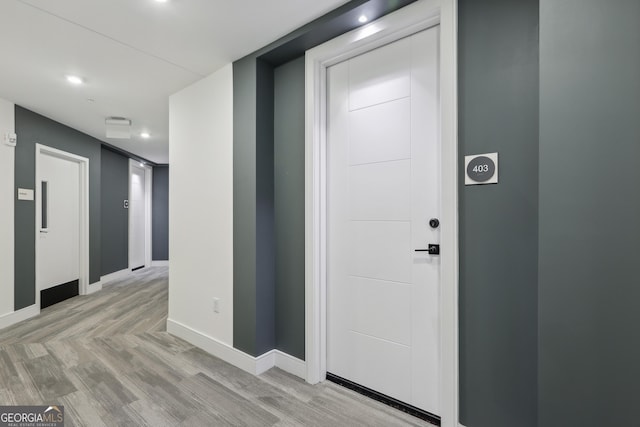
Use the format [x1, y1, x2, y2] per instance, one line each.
[415, 244, 440, 255]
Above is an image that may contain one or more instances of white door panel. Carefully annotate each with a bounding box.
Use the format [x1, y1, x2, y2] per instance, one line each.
[347, 332, 412, 402]
[328, 27, 441, 414]
[349, 276, 412, 345]
[348, 98, 411, 166]
[348, 160, 411, 221]
[130, 164, 146, 269]
[38, 153, 80, 290]
[348, 36, 412, 111]
[409, 27, 441, 410]
[348, 221, 412, 284]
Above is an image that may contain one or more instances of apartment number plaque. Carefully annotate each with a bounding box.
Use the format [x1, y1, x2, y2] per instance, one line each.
[465, 152, 498, 185]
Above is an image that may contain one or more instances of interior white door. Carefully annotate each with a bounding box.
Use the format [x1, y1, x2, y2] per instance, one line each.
[327, 27, 441, 414]
[37, 152, 80, 291]
[130, 163, 146, 270]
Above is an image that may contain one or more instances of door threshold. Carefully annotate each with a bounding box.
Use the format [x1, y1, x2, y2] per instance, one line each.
[326, 373, 441, 426]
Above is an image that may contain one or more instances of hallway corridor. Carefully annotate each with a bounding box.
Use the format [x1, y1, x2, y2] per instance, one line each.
[0, 268, 431, 426]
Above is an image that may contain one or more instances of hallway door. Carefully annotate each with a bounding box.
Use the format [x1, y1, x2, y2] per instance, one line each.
[327, 27, 441, 415]
[129, 162, 147, 270]
[37, 149, 81, 308]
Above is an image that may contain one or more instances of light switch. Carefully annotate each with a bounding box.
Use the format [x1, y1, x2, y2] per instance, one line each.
[4, 132, 17, 147]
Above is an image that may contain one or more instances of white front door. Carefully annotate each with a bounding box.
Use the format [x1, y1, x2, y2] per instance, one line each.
[37, 152, 80, 291]
[327, 27, 441, 414]
[129, 163, 146, 270]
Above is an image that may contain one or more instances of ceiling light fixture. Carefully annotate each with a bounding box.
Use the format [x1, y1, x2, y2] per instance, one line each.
[154, 0, 168, 3]
[105, 117, 132, 139]
[66, 75, 84, 85]
[358, 15, 368, 23]
[140, 132, 151, 139]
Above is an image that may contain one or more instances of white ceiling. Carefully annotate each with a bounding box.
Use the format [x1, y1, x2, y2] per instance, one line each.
[0, 0, 349, 163]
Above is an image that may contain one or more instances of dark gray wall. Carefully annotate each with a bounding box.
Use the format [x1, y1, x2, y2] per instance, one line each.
[274, 56, 306, 360]
[233, 57, 276, 357]
[458, 1, 539, 426]
[14, 106, 102, 309]
[538, 1, 640, 426]
[101, 148, 129, 275]
[232, 0, 415, 359]
[152, 166, 169, 261]
[255, 59, 276, 354]
[233, 54, 260, 356]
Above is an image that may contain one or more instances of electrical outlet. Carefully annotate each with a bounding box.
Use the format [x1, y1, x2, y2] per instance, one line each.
[213, 298, 220, 313]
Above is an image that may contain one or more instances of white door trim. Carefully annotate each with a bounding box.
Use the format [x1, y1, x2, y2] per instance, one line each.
[304, 1, 459, 426]
[35, 143, 90, 306]
[145, 165, 153, 268]
[128, 160, 153, 270]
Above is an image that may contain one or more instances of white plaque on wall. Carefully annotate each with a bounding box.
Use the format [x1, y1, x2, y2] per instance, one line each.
[17, 188, 34, 201]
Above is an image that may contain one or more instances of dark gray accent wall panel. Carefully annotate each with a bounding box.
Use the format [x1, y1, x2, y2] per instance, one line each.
[274, 56, 306, 360]
[14, 106, 102, 309]
[539, 1, 640, 426]
[232, 0, 416, 362]
[233, 55, 259, 356]
[152, 165, 169, 261]
[100, 147, 129, 275]
[255, 59, 276, 355]
[458, 1, 539, 426]
[233, 58, 276, 357]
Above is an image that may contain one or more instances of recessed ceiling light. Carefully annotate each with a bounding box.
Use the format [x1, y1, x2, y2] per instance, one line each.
[358, 15, 368, 23]
[140, 132, 151, 139]
[154, 0, 168, 3]
[66, 75, 84, 85]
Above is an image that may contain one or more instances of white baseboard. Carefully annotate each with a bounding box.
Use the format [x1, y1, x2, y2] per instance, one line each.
[255, 350, 276, 375]
[167, 319, 260, 374]
[167, 319, 306, 379]
[85, 281, 103, 295]
[151, 260, 169, 267]
[0, 304, 39, 330]
[100, 268, 131, 286]
[273, 350, 306, 378]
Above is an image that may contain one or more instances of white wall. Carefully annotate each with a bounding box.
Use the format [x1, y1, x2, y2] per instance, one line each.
[0, 99, 14, 317]
[168, 64, 234, 345]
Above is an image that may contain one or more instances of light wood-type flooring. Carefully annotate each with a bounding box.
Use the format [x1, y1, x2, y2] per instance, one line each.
[0, 267, 433, 426]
